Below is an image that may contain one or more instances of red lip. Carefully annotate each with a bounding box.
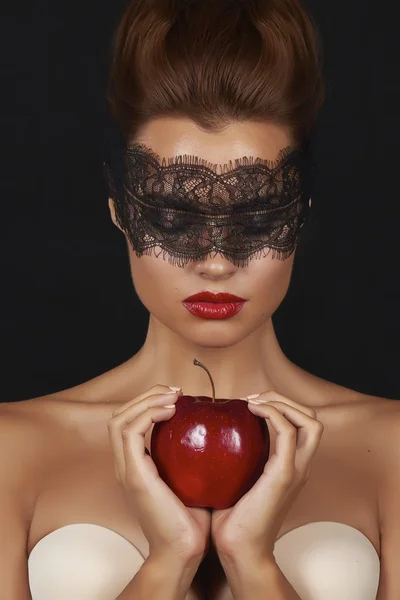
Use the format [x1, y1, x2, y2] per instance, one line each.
[183, 291, 246, 303]
[183, 301, 245, 320]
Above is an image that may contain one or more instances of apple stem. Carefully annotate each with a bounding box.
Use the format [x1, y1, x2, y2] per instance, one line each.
[193, 359, 216, 403]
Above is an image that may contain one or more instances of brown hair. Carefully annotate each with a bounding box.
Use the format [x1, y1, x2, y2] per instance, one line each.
[108, 0, 324, 145]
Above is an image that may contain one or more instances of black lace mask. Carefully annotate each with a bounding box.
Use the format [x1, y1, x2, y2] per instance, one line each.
[104, 141, 312, 268]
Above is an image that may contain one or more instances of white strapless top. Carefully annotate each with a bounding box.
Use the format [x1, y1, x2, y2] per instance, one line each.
[28, 521, 380, 599]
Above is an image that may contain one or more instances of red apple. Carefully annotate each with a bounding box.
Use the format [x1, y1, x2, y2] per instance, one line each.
[151, 360, 270, 509]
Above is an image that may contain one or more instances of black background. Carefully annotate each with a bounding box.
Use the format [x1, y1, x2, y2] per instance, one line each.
[1, 1, 399, 403]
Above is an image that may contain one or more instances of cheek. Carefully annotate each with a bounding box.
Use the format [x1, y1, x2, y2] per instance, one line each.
[128, 249, 180, 311]
[252, 257, 294, 312]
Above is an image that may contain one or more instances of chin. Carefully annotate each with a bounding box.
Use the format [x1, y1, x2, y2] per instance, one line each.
[178, 321, 257, 349]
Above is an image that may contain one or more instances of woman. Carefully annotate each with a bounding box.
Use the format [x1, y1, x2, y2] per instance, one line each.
[1, 0, 399, 598]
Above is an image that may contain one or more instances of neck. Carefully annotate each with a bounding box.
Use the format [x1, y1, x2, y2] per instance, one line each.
[134, 315, 298, 400]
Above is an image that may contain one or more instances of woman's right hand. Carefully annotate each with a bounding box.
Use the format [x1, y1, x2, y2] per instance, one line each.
[107, 385, 211, 565]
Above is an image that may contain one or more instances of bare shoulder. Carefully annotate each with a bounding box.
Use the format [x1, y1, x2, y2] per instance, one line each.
[0, 395, 62, 439]
[350, 393, 400, 421]
[365, 395, 400, 461]
[356, 393, 400, 433]
[333, 393, 400, 462]
[1, 390, 114, 452]
[0, 393, 90, 469]
[0, 397, 56, 459]
[0, 399, 54, 518]
[0, 398, 48, 447]
[312, 389, 400, 467]
[0, 356, 142, 459]
[319, 389, 400, 425]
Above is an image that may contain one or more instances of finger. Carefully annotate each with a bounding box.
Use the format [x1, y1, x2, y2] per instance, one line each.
[248, 403, 297, 483]
[254, 401, 316, 449]
[112, 385, 182, 416]
[248, 401, 323, 473]
[265, 401, 323, 462]
[108, 395, 178, 481]
[253, 390, 316, 419]
[120, 414, 201, 552]
[122, 406, 177, 488]
[109, 390, 180, 481]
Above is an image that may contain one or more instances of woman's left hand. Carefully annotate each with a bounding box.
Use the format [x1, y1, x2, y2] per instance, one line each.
[211, 392, 324, 565]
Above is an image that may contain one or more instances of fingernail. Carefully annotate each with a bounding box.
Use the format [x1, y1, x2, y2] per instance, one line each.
[163, 404, 177, 409]
[168, 386, 182, 392]
[248, 399, 261, 405]
[247, 394, 261, 400]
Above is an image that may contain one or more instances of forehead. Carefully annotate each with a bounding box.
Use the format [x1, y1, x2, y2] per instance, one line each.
[133, 117, 293, 170]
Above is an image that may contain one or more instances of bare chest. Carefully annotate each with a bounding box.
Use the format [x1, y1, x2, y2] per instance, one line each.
[27, 420, 380, 600]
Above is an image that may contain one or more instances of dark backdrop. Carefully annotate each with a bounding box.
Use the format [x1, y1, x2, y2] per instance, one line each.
[1, 1, 399, 403]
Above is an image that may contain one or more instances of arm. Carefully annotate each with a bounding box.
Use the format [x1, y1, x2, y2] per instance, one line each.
[116, 553, 201, 600]
[376, 407, 400, 599]
[220, 555, 302, 600]
[211, 395, 322, 600]
[0, 399, 203, 600]
[0, 406, 39, 600]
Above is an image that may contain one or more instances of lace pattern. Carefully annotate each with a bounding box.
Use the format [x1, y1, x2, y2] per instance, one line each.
[104, 142, 311, 268]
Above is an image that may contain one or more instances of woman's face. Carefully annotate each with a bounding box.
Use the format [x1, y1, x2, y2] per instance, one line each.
[109, 118, 299, 349]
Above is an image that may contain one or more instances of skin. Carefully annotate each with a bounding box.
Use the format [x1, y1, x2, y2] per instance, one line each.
[2, 117, 400, 600]
[108, 118, 310, 401]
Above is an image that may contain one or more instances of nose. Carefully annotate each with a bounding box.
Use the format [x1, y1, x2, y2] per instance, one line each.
[191, 252, 238, 281]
